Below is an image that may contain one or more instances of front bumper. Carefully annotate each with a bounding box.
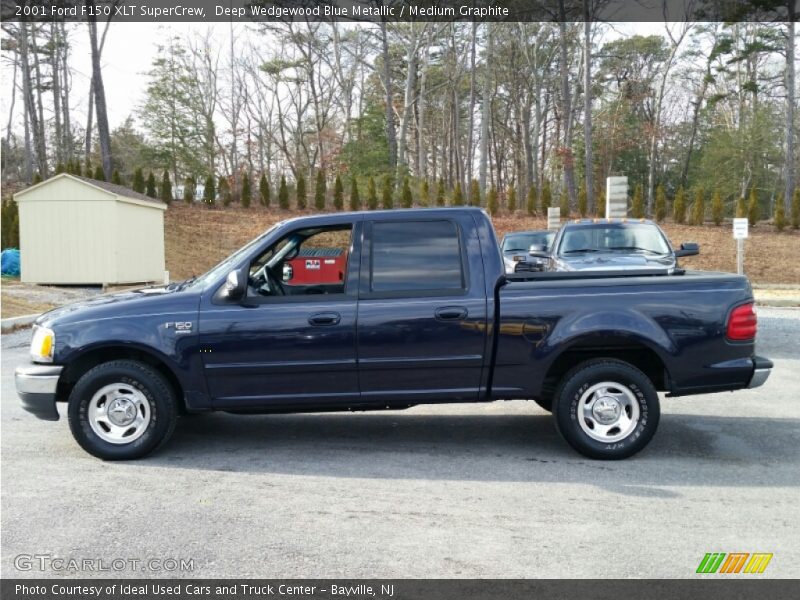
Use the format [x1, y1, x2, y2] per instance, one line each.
[747, 356, 773, 389]
[15, 364, 63, 421]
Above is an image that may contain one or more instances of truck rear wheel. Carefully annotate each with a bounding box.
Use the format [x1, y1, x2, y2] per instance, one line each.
[553, 359, 659, 459]
[67, 360, 177, 460]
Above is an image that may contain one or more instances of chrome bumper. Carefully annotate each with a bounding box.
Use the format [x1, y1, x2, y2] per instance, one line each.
[747, 356, 773, 389]
[15, 364, 63, 421]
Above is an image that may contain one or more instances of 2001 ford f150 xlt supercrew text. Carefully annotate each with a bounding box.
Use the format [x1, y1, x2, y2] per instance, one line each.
[15, 208, 772, 460]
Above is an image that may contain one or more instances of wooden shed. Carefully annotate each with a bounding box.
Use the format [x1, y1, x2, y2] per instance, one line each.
[14, 174, 167, 285]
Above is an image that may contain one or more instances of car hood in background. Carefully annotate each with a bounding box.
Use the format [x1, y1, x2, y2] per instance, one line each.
[556, 253, 675, 271]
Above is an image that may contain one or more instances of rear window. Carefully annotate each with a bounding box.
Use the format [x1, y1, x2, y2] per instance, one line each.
[371, 221, 465, 293]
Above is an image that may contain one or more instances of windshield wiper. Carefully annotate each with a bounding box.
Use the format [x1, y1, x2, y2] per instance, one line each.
[562, 248, 598, 254]
[175, 275, 197, 290]
[609, 246, 661, 255]
[505, 248, 527, 253]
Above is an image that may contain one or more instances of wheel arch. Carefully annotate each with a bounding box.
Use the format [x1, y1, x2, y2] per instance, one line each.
[541, 333, 673, 400]
[57, 344, 187, 413]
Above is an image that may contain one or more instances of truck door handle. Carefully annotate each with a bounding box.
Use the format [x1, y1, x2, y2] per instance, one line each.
[435, 306, 468, 321]
[308, 312, 341, 326]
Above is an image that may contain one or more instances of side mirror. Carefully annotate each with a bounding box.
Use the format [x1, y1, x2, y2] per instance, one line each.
[675, 242, 700, 258]
[223, 268, 247, 300]
[529, 244, 550, 258]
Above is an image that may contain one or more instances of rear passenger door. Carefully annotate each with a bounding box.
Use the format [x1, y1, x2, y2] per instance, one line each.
[356, 214, 488, 403]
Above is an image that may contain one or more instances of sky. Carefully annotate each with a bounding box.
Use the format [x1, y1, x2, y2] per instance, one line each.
[0, 21, 667, 138]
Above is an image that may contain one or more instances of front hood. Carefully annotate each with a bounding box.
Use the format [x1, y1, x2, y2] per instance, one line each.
[37, 285, 199, 328]
[557, 253, 675, 271]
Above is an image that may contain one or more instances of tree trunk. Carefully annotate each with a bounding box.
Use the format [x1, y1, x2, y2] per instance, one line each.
[583, 12, 594, 210]
[466, 22, 477, 186]
[558, 13, 576, 207]
[60, 21, 72, 161]
[50, 22, 63, 165]
[479, 23, 493, 202]
[397, 23, 418, 181]
[785, 12, 795, 211]
[379, 19, 397, 172]
[87, 7, 112, 179]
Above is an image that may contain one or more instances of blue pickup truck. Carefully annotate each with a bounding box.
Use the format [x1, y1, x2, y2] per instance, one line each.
[15, 208, 771, 461]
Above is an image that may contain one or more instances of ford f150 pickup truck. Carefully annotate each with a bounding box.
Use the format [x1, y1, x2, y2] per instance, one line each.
[15, 208, 772, 461]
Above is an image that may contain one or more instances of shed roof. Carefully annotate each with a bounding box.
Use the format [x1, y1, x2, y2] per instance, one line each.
[15, 173, 166, 208]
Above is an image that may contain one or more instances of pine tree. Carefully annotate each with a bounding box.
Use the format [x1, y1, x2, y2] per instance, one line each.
[367, 177, 378, 210]
[111, 170, 122, 185]
[94, 165, 105, 181]
[487, 186, 498, 216]
[436, 179, 446, 206]
[540, 181, 552, 213]
[146, 172, 157, 198]
[278, 175, 289, 209]
[526, 185, 537, 215]
[219, 177, 231, 207]
[133, 168, 145, 193]
[711, 189, 724, 225]
[160, 170, 172, 204]
[401, 176, 413, 208]
[792, 189, 800, 229]
[55, 163, 65, 174]
[295, 173, 306, 210]
[85, 159, 92, 179]
[577, 184, 587, 217]
[507, 186, 517, 212]
[747, 188, 759, 226]
[469, 179, 480, 207]
[333, 175, 344, 210]
[655, 184, 667, 222]
[559, 188, 569, 218]
[420, 180, 430, 207]
[183, 177, 194, 204]
[349, 178, 361, 211]
[690, 187, 704, 226]
[452, 181, 463, 207]
[381, 175, 393, 209]
[241, 173, 251, 208]
[631, 184, 644, 218]
[259, 173, 270, 207]
[596, 189, 606, 217]
[673, 186, 687, 224]
[774, 194, 786, 231]
[736, 196, 747, 218]
[203, 175, 215, 205]
[314, 170, 326, 210]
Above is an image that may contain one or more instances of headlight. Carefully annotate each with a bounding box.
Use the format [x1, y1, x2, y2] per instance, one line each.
[30, 325, 55, 363]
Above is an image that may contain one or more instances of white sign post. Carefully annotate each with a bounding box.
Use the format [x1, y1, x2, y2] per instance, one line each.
[732, 218, 748, 275]
[606, 176, 628, 218]
[547, 207, 561, 231]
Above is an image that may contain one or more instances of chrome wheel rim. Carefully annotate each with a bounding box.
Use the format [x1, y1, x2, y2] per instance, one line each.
[578, 381, 640, 443]
[88, 383, 151, 445]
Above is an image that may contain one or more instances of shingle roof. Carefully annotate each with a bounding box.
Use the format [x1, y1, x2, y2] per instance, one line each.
[74, 175, 165, 204]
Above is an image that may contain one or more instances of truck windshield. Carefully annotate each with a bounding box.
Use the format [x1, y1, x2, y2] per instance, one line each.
[559, 224, 671, 256]
[502, 232, 553, 252]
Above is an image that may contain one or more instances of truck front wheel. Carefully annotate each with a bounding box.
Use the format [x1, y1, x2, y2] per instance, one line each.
[67, 360, 178, 460]
[553, 359, 660, 460]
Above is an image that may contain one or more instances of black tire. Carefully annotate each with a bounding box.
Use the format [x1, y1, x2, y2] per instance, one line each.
[553, 359, 660, 460]
[67, 360, 178, 460]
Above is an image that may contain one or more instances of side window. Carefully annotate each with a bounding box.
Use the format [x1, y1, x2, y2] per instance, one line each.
[248, 225, 353, 298]
[370, 220, 465, 293]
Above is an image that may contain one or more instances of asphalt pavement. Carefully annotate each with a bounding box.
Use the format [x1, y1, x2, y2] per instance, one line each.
[1, 307, 798, 579]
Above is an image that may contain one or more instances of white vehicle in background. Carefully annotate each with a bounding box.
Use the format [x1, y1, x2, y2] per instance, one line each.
[500, 230, 555, 274]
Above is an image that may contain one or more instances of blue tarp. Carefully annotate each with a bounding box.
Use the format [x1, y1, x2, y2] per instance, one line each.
[1, 248, 20, 277]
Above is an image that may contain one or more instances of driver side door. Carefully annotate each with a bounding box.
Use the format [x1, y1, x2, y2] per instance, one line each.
[198, 220, 362, 410]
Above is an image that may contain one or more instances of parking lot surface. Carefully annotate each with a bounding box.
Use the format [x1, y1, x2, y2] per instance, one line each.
[2, 307, 798, 578]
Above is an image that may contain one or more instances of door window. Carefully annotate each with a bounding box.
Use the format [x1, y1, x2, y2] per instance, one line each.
[370, 220, 465, 293]
[248, 225, 353, 298]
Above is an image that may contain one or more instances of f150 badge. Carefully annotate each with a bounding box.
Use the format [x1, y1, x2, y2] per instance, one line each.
[164, 321, 193, 333]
